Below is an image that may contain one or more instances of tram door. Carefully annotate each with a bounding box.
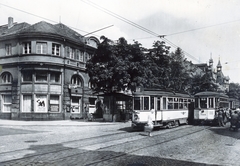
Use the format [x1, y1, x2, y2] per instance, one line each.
[71, 96, 82, 114]
[151, 96, 158, 123]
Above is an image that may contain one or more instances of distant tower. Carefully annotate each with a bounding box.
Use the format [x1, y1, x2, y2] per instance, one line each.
[209, 54, 213, 67]
[217, 58, 222, 72]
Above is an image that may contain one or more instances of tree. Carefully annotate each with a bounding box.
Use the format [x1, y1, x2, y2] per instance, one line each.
[227, 83, 240, 100]
[148, 41, 171, 89]
[168, 47, 193, 92]
[86, 36, 153, 93]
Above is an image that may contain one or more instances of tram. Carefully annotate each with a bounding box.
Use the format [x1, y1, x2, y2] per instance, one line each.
[194, 91, 229, 124]
[131, 88, 194, 130]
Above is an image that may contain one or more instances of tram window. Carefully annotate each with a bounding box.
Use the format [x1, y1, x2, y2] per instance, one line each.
[163, 97, 167, 109]
[157, 97, 161, 110]
[133, 97, 141, 110]
[168, 103, 173, 109]
[200, 98, 207, 108]
[150, 97, 154, 109]
[195, 98, 199, 108]
[168, 98, 173, 109]
[184, 103, 188, 109]
[174, 103, 179, 109]
[209, 98, 214, 108]
[179, 99, 183, 109]
[144, 97, 149, 110]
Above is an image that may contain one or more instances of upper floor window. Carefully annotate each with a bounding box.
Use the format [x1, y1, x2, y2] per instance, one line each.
[76, 50, 80, 61]
[1, 72, 12, 84]
[5, 44, 12, 56]
[66, 47, 75, 59]
[85, 52, 92, 61]
[71, 75, 82, 86]
[36, 42, 47, 54]
[79, 51, 84, 62]
[22, 71, 32, 82]
[36, 71, 47, 82]
[23, 42, 31, 54]
[50, 72, 61, 83]
[52, 43, 60, 56]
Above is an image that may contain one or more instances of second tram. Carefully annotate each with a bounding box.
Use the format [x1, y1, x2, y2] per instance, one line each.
[194, 91, 229, 124]
[131, 88, 194, 130]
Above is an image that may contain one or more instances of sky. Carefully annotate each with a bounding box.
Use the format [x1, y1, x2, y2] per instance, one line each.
[1, 0, 240, 83]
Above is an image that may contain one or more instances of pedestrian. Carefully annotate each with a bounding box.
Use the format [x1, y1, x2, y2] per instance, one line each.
[144, 107, 154, 136]
[230, 110, 239, 129]
[218, 108, 224, 127]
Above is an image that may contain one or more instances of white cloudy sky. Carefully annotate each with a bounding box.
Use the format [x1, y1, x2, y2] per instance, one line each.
[1, 0, 240, 83]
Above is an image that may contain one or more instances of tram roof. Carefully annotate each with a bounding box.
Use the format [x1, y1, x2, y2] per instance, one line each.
[194, 91, 228, 98]
[133, 89, 192, 98]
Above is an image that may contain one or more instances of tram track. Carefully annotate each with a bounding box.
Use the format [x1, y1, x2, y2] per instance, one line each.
[0, 125, 211, 165]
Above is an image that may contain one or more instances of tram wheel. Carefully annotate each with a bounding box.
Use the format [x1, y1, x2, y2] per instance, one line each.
[175, 120, 180, 127]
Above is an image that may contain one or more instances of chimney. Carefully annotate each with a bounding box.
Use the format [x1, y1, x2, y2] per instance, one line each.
[8, 17, 13, 29]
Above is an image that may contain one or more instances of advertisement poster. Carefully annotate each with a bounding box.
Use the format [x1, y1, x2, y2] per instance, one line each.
[36, 96, 47, 112]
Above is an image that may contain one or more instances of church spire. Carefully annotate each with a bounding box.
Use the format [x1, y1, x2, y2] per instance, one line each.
[217, 57, 222, 72]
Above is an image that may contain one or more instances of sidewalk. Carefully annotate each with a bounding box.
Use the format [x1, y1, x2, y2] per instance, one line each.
[0, 119, 130, 126]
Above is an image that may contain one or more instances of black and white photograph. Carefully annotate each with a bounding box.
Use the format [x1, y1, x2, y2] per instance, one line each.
[0, 0, 240, 165]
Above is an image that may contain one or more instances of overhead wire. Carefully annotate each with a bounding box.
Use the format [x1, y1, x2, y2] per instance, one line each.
[0, 2, 94, 35]
[81, 0, 200, 62]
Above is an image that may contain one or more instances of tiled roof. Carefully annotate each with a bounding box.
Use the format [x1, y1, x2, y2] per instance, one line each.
[0, 21, 85, 44]
[0, 22, 30, 36]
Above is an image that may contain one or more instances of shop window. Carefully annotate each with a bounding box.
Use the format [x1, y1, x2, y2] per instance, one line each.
[36, 71, 47, 82]
[71, 96, 81, 113]
[36, 42, 47, 54]
[5, 44, 12, 56]
[50, 72, 61, 83]
[71, 75, 82, 86]
[1, 72, 12, 84]
[2, 95, 12, 112]
[22, 95, 32, 112]
[52, 43, 60, 56]
[50, 95, 60, 112]
[23, 42, 31, 54]
[35, 95, 47, 112]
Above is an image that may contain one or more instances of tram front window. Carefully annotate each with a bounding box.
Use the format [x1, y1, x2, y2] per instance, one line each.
[200, 98, 207, 108]
[133, 97, 140, 110]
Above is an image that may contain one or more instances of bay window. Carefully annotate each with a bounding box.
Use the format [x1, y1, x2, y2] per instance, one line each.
[23, 42, 31, 54]
[36, 42, 47, 54]
[52, 43, 60, 56]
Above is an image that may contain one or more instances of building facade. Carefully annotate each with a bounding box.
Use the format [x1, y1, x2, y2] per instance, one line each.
[0, 17, 99, 120]
[195, 57, 230, 92]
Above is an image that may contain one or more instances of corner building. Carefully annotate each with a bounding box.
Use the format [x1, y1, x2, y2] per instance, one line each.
[0, 17, 99, 120]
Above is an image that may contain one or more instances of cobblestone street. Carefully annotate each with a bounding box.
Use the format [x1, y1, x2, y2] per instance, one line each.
[0, 120, 240, 166]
